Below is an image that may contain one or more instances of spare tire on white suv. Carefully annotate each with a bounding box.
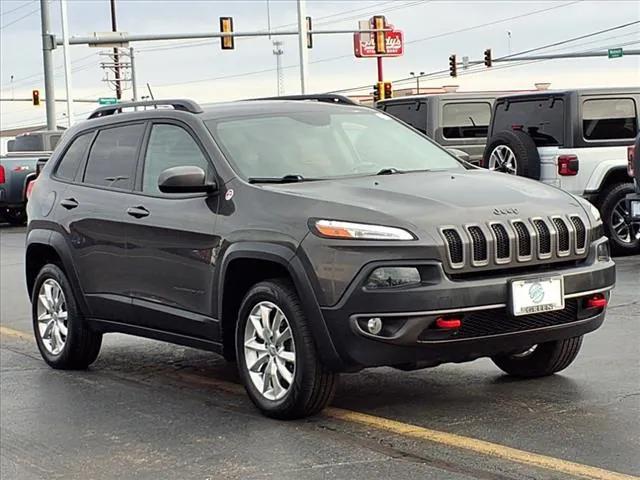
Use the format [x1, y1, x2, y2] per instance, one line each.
[483, 130, 541, 179]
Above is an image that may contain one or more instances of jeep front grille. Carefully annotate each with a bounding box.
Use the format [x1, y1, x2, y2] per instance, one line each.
[491, 223, 510, 260]
[442, 228, 463, 265]
[570, 216, 587, 251]
[552, 217, 570, 253]
[513, 221, 532, 258]
[533, 219, 551, 255]
[440, 215, 589, 271]
[467, 226, 487, 262]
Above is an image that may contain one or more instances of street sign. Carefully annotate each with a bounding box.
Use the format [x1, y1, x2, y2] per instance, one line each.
[608, 48, 624, 59]
[98, 97, 118, 105]
[353, 29, 404, 58]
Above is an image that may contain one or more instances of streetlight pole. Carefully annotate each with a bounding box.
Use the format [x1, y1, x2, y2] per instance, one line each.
[110, 0, 122, 100]
[409, 71, 424, 94]
[40, 0, 57, 130]
[296, 0, 309, 94]
[60, 0, 74, 127]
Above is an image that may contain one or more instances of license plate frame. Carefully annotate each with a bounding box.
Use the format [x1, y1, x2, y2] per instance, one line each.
[510, 276, 564, 317]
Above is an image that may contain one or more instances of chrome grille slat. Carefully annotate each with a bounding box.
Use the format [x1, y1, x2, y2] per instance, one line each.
[570, 216, 587, 252]
[512, 221, 532, 259]
[442, 228, 464, 266]
[533, 219, 552, 257]
[467, 226, 488, 263]
[490, 223, 510, 261]
[552, 217, 570, 254]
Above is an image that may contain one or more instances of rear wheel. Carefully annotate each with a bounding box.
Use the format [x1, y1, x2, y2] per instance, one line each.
[599, 182, 640, 255]
[491, 336, 583, 378]
[236, 279, 337, 419]
[32, 264, 102, 369]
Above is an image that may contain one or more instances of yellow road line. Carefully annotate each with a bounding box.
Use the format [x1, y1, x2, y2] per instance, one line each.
[324, 408, 639, 480]
[1, 326, 637, 479]
[0, 325, 32, 341]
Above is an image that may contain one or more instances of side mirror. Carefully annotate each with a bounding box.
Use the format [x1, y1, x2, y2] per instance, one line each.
[158, 166, 217, 194]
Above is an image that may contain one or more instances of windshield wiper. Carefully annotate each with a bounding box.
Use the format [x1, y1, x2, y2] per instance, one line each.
[248, 174, 308, 184]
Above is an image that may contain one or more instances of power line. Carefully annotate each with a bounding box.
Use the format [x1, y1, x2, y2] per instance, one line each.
[0, 5, 39, 30]
[0, 0, 36, 18]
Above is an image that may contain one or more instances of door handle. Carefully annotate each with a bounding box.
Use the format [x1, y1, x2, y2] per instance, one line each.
[126, 206, 150, 219]
[60, 198, 79, 210]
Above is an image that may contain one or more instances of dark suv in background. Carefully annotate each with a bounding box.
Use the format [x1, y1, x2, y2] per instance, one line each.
[26, 98, 615, 419]
[483, 87, 639, 254]
[377, 92, 505, 164]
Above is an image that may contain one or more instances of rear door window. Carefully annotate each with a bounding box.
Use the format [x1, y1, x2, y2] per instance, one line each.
[582, 98, 637, 140]
[492, 98, 565, 146]
[380, 101, 427, 133]
[82, 124, 145, 190]
[55, 132, 92, 181]
[442, 102, 491, 139]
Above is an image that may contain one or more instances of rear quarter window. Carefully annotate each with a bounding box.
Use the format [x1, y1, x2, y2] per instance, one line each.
[582, 98, 637, 140]
[55, 132, 92, 181]
[492, 98, 565, 146]
[380, 101, 427, 133]
[442, 102, 491, 139]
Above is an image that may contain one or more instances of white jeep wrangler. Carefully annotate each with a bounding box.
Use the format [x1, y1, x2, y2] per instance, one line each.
[483, 87, 639, 254]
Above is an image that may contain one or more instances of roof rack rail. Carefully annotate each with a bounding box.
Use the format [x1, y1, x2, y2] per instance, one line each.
[88, 99, 203, 119]
[249, 94, 357, 106]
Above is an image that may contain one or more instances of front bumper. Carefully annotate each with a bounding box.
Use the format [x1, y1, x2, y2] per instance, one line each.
[320, 239, 615, 370]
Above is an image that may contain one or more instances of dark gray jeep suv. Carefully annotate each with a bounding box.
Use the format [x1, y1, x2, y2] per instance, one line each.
[26, 98, 615, 419]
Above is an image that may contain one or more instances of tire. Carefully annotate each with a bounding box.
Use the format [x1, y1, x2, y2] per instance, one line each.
[4, 208, 27, 226]
[492, 336, 583, 378]
[236, 279, 338, 419]
[32, 264, 102, 369]
[483, 130, 541, 179]
[599, 182, 640, 255]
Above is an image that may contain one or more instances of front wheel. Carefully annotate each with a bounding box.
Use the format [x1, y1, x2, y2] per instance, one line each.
[236, 279, 338, 419]
[491, 336, 583, 378]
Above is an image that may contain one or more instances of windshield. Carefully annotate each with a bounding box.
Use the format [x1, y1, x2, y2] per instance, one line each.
[206, 108, 463, 180]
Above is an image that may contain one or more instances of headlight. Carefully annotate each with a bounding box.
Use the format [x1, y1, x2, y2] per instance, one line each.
[312, 220, 415, 240]
[365, 267, 421, 289]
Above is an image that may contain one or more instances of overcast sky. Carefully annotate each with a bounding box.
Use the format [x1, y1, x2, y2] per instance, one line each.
[0, 0, 638, 130]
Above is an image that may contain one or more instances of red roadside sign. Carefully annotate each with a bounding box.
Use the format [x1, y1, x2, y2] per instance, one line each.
[353, 29, 404, 58]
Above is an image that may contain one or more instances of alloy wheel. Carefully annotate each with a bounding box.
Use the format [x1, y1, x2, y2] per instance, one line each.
[610, 198, 640, 244]
[36, 279, 68, 355]
[489, 145, 518, 174]
[244, 301, 296, 401]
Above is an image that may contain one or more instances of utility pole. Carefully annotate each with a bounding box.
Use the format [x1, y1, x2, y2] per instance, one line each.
[273, 40, 284, 96]
[40, 0, 56, 130]
[410, 71, 424, 93]
[110, 0, 122, 100]
[60, 0, 74, 127]
[296, 0, 309, 93]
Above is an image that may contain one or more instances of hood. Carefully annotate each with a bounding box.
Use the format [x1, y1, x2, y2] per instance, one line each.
[264, 169, 585, 236]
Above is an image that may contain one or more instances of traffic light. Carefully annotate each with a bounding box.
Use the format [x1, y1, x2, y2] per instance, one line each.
[449, 54, 457, 77]
[306, 16, 313, 48]
[373, 15, 386, 54]
[484, 48, 492, 67]
[220, 17, 234, 50]
[32, 89, 40, 106]
[383, 81, 392, 99]
[373, 82, 382, 102]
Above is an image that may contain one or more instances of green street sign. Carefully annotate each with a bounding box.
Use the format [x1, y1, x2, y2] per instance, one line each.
[98, 97, 118, 105]
[608, 48, 623, 59]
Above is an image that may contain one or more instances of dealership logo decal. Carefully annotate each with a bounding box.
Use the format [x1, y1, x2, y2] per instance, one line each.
[528, 283, 545, 304]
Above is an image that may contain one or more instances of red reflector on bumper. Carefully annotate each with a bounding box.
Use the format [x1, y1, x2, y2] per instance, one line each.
[586, 294, 607, 309]
[435, 317, 462, 329]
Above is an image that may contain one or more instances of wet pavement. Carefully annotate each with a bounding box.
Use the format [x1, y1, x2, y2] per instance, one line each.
[1, 224, 638, 479]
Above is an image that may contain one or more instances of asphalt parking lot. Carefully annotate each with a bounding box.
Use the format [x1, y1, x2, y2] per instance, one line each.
[1, 223, 638, 480]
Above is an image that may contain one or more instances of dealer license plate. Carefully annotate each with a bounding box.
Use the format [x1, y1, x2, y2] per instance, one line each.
[511, 276, 564, 317]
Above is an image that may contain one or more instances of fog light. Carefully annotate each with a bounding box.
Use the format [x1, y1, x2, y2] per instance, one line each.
[365, 267, 421, 289]
[597, 241, 610, 261]
[367, 317, 383, 335]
